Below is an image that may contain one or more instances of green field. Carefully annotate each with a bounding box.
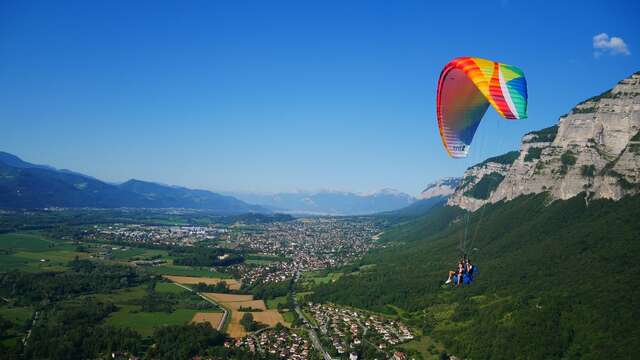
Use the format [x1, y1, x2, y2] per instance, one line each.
[0, 305, 34, 348]
[302, 271, 343, 287]
[92, 284, 220, 336]
[0, 305, 33, 324]
[110, 247, 168, 260]
[90, 285, 148, 303]
[106, 305, 199, 336]
[245, 259, 276, 265]
[155, 282, 187, 294]
[147, 264, 231, 278]
[0, 232, 90, 271]
[349, 263, 377, 275]
[295, 291, 312, 302]
[0, 232, 176, 272]
[0, 232, 55, 251]
[398, 333, 443, 360]
[0, 249, 88, 272]
[245, 254, 285, 265]
[0, 253, 33, 271]
[282, 311, 296, 324]
[266, 295, 288, 309]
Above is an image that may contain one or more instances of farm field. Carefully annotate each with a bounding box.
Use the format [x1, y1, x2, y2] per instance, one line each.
[251, 310, 286, 327]
[191, 312, 224, 329]
[0, 232, 54, 251]
[106, 306, 198, 336]
[163, 275, 241, 290]
[226, 310, 248, 338]
[202, 293, 253, 303]
[147, 264, 230, 278]
[202, 292, 287, 338]
[92, 284, 219, 336]
[109, 247, 168, 260]
[226, 310, 287, 338]
[0, 232, 88, 272]
[223, 299, 266, 311]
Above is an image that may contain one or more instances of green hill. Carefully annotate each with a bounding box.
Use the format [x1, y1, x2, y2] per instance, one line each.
[0, 151, 267, 213]
[311, 194, 640, 359]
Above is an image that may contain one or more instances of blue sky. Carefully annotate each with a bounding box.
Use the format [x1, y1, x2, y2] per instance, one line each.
[1, 0, 638, 195]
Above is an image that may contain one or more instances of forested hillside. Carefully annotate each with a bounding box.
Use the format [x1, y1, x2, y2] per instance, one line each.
[0, 152, 267, 213]
[311, 194, 640, 359]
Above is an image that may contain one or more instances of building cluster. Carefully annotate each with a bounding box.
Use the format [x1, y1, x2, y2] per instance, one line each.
[80, 218, 385, 290]
[232, 261, 297, 285]
[82, 224, 224, 247]
[306, 303, 413, 357]
[226, 327, 314, 359]
[228, 218, 383, 285]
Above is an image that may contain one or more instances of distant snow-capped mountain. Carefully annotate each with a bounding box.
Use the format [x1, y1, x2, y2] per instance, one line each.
[229, 189, 415, 215]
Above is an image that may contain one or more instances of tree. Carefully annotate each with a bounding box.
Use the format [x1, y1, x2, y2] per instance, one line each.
[240, 313, 256, 332]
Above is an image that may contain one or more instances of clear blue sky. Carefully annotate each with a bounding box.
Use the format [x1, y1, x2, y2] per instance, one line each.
[1, 0, 638, 195]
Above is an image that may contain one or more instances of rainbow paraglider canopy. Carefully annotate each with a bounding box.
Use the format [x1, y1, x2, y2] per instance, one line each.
[436, 57, 528, 158]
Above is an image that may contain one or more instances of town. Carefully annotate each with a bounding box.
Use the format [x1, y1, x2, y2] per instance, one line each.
[78, 217, 384, 287]
[227, 218, 384, 285]
[305, 303, 414, 359]
[227, 325, 316, 359]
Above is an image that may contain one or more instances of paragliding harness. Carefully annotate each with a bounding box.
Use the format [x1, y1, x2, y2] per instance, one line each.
[442, 254, 478, 288]
[452, 254, 477, 286]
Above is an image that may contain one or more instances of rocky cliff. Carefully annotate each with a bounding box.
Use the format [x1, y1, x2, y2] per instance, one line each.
[449, 71, 640, 211]
[418, 177, 461, 200]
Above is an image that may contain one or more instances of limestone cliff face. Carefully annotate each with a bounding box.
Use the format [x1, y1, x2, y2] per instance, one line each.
[449, 71, 640, 211]
[418, 177, 461, 200]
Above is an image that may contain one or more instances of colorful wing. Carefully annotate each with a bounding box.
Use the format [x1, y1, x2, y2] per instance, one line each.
[436, 57, 528, 158]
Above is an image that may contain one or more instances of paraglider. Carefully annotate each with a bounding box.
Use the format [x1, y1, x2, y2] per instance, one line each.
[437, 57, 528, 286]
[436, 57, 528, 158]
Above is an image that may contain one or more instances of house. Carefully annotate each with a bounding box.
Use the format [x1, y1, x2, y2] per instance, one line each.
[392, 352, 407, 360]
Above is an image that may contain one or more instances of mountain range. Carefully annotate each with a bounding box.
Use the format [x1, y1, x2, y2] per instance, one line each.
[0, 151, 447, 215]
[0, 152, 266, 214]
[229, 188, 416, 215]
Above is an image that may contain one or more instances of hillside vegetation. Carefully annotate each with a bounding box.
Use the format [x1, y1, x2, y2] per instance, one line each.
[0, 152, 266, 213]
[311, 194, 640, 359]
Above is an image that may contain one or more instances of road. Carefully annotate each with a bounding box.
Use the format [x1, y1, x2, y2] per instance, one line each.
[171, 282, 227, 331]
[22, 311, 39, 346]
[292, 271, 333, 360]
